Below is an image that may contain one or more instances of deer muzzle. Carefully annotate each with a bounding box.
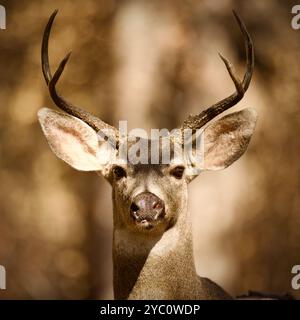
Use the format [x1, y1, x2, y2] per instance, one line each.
[130, 192, 165, 227]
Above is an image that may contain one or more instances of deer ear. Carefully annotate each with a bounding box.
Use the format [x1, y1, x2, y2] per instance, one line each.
[202, 108, 257, 170]
[38, 108, 114, 171]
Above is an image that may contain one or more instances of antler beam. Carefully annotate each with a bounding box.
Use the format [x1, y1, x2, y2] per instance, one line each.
[181, 10, 254, 131]
[42, 10, 119, 140]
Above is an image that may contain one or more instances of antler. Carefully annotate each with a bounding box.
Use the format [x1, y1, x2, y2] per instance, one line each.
[181, 11, 254, 131]
[42, 10, 119, 142]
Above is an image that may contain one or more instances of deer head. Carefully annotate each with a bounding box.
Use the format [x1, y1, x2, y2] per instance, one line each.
[38, 10, 256, 235]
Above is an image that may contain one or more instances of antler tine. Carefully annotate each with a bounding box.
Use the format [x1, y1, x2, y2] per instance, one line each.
[42, 9, 58, 85]
[42, 10, 119, 141]
[182, 10, 254, 131]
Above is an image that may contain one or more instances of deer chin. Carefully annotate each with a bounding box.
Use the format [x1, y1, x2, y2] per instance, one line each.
[128, 213, 170, 234]
[135, 219, 155, 230]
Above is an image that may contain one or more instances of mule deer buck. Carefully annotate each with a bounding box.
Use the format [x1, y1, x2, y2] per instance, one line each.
[38, 10, 256, 299]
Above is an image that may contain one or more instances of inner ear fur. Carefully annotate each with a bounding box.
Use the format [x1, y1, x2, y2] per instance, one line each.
[203, 108, 257, 170]
[38, 107, 109, 171]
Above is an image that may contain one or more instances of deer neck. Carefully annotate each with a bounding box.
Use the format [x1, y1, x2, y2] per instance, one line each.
[112, 205, 200, 299]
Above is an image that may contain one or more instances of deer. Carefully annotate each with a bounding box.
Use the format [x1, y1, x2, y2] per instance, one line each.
[38, 10, 256, 300]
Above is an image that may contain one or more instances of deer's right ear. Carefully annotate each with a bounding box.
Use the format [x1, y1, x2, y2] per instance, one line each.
[38, 108, 114, 171]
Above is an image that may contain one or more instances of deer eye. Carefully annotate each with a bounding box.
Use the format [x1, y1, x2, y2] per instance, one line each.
[170, 166, 185, 179]
[112, 166, 127, 180]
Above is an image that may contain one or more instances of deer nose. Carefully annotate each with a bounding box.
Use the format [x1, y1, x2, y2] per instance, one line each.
[130, 192, 165, 222]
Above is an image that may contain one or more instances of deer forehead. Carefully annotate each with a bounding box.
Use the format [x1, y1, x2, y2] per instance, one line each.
[116, 137, 185, 164]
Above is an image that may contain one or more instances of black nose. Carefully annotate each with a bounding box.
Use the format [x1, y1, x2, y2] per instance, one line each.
[130, 192, 165, 222]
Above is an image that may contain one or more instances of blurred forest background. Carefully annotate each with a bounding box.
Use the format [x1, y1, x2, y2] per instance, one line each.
[0, 0, 299, 299]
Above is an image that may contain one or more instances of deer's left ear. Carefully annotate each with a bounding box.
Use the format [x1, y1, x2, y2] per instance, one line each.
[202, 108, 257, 170]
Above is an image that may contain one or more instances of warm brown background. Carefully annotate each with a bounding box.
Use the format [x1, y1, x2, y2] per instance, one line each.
[0, 0, 299, 299]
